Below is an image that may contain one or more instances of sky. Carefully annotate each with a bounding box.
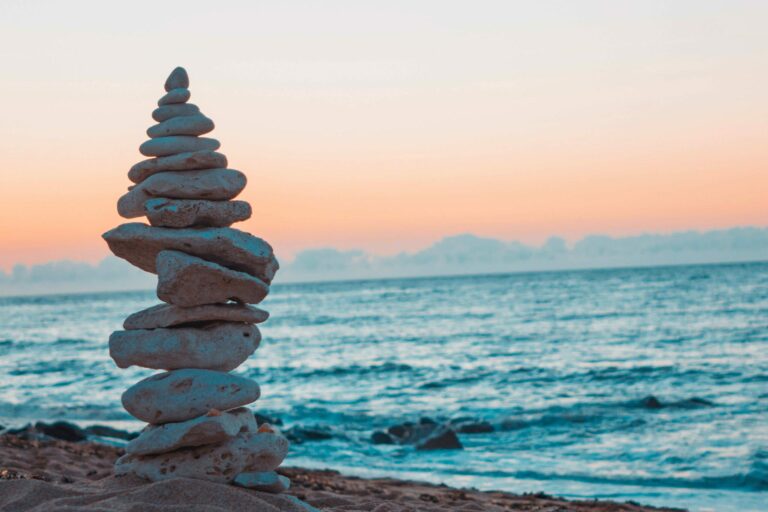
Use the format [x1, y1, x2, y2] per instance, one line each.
[1, 0, 767, 271]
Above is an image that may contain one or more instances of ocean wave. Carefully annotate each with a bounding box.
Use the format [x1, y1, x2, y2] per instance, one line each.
[445, 467, 768, 492]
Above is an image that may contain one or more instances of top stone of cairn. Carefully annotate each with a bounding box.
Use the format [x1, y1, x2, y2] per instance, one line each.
[165, 66, 190, 92]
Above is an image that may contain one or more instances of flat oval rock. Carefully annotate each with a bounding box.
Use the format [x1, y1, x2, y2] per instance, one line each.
[109, 322, 261, 371]
[145, 198, 251, 228]
[103, 223, 278, 284]
[124, 303, 269, 330]
[117, 169, 246, 218]
[156, 250, 269, 307]
[152, 103, 200, 123]
[126, 407, 256, 456]
[115, 431, 289, 483]
[140, 136, 220, 157]
[147, 114, 214, 138]
[129, 150, 227, 184]
[158, 87, 190, 106]
[122, 369, 260, 424]
[165, 67, 190, 92]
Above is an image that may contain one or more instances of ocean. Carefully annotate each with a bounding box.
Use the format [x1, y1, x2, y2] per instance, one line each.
[1, 262, 766, 511]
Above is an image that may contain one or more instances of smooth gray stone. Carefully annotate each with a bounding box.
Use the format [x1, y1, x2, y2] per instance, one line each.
[233, 471, 290, 493]
[103, 223, 278, 284]
[156, 250, 270, 307]
[129, 150, 227, 184]
[158, 87, 190, 106]
[126, 407, 256, 456]
[147, 114, 214, 138]
[145, 198, 252, 228]
[140, 136, 220, 157]
[109, 322, 261, 371]
[122, 369, 260, 424]
[152, 103, 200, 123]
[123, 303, 269, 330]
[117, 169, 246, 218]
[115, 431, 289, 483]
[165, 66, 189, 91]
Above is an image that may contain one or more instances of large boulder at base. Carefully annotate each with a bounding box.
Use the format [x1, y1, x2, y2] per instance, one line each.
[123, 303, 269, 330]
[109, 322, 261, 371]
[156, 250, 269, 307]
[115, 431, 289, 483]
[140, 136, 219, 157]
[126, 407, 256, 456]
[145, 198, 251, 228]
[122, 369, 260, 424]
[102, 223, 278, 284]
[129, 150, 228, 183]
[233, 471, 291, 493]
[117, 169, 246, 218]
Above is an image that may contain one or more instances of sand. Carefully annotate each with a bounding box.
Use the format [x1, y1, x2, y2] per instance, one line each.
[0, 435, 684, 512]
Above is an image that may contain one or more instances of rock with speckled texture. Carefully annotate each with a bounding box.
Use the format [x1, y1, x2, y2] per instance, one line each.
[145, 198, 251, 228]
[102, 223, 278, 284]
[109, 322, 261, 371]
[156, 250, 269, 307]
[115, 431, 288, 483]
[122, 369, 260, 424]
[125, 407, 256, 456]
[123, 303, 268, 330]
[117, 169, 246, 218]
[129, 150, 227, 183]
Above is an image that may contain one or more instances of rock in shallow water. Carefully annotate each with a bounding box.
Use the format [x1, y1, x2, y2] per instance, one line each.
[126, 407, 256, 456]
[123, 303, 269, 330]
[152, 103, 201, 123]
[117, 169, 247, 218]
[140, 136, 220, 157]
[115, 431, 289, 483]
[145, 198, 251, 228]
[165, 66, 189, 92]
[158, 87, 190, 106]
[102, 223, 278, 284]
[122, 369, 260, 424]
[156, 250, 269, 307]
[129, 150, 227, 183]
[109, 322, 261, 371]
[233, 471, 290, 493]
[147, 113, 214, 138]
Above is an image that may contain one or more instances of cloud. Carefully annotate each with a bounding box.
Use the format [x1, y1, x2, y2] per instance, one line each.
[1, 226, 767, 296]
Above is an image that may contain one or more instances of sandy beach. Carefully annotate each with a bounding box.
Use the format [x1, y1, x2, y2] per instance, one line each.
[0, 434, 683, 512]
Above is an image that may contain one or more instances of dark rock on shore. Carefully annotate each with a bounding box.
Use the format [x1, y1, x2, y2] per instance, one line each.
[284, 425, 333, 444]
[371, 431, 395, 444]
[84, 425, 138, 441]
[416, 427, 462, 450]
[254, 412, 284, 427]
[379, 419, 463, 450]
[34, 421, 87, 442]
[640, 396, 663, 409]
[639, 395, 714, 410]
[450, 417, 494, 434]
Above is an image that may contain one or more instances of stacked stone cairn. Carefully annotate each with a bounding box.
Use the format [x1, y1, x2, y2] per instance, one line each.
[103, 67, 290, 493]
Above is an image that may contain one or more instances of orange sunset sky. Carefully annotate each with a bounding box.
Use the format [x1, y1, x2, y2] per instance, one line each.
[1, 1, 767, 271]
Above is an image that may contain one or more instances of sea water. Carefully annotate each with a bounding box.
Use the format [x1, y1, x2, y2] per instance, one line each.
[0, 262, 766, 511]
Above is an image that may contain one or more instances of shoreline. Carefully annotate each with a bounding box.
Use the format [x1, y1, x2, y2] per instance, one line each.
[0, 434, 685, 512]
